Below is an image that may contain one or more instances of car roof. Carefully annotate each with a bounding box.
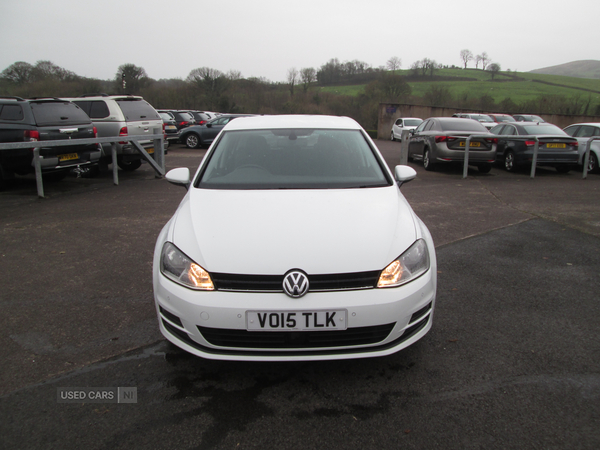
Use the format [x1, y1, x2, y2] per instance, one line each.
[564, 122, 600, 127]
[224, 115, 361, 131]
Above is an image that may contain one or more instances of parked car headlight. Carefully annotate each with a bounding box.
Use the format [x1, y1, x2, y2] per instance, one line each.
[160, 242, 214, 290]
[377, 239, 430, 288]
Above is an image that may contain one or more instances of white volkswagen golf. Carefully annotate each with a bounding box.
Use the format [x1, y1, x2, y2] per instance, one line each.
[153, 115, 437, 361]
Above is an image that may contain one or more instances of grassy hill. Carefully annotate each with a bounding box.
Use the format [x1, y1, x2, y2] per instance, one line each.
[529, 60, 600, 79]
[316, 68, 600, 106]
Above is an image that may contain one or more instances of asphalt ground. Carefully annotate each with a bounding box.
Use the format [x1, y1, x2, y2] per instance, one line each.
[1, 140, 599, 449]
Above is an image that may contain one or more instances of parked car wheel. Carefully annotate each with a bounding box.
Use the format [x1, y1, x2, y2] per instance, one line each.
[185, 133, 200, 149]
[390, 131, 395, 141]
[587, 152, 598, 173]
[478, 164, 492, 174]
[423, 149, 435, 171]
[117, 157, 142, 172]
[504, 151, 516, 172]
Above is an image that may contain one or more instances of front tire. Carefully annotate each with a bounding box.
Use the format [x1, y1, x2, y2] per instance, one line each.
[423, 148, 435, 171]
[587, 152, 598, 173]
[390, 131, 395, 141]
[185, 133, 200, 149]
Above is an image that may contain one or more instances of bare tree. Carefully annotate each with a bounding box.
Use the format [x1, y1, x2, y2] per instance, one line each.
[386, 56, 402, 71]
[474, 54, 482, 69]
[287, 67, 298, 97]
[478, 52, 490, 70]
[1, 61, 34, 84]
[300, 67, 316, 93]
[460, 49, 473, 69]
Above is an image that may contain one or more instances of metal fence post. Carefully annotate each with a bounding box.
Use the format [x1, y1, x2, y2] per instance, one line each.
[400, 129, 410, 165]
[33, 148, 44, 198]
[153, 127, 164, 178]
[530, 137, 539, 179]
[111, 143, 119, 185]
[463, 136, 471, 179]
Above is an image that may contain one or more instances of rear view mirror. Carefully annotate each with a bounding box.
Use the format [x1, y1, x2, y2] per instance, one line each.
[165, 167, 191, 189]
[394, 165, 416, 186]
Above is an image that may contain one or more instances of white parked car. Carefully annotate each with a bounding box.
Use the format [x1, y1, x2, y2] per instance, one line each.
[563, 122, 600, 173]
[452, 113, 497, 130]
[391, 117, 423, 141]
[153, 115, 437, 361]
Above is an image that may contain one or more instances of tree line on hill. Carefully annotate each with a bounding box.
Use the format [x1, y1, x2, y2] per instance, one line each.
[1, 58, 597, 132]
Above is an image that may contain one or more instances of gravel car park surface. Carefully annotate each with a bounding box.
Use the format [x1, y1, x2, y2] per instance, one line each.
[1, 140, 599, 449]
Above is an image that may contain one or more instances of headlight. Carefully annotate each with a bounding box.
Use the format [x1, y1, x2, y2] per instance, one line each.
[160, 242, 214, 290]
[377, 239, 430, 288]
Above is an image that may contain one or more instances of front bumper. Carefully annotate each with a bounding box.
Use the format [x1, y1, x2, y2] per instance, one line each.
[153, 267, 437, 361]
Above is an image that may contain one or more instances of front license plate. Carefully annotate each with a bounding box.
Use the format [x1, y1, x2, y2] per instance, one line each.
[546, 143, 566, 148]
[459, 141, 481, 147]
[246, 310, 347, 331]
[58, 153, 79, 161]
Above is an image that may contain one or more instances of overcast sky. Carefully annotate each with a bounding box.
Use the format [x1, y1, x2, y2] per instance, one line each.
[1, 0, 598, 83]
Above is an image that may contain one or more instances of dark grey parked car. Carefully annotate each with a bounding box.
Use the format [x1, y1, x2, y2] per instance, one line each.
[408, 117, 497, 173]
[179, 114, 253, 149]
[0, 97, 101, 188]
[490, 122, 579, 173]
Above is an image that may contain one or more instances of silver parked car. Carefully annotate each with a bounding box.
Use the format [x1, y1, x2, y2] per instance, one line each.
[563, 122, 600, 173]
[408, 117, 497, 173]
[390, 117, 423, 141]
[64, 94, 164, 171]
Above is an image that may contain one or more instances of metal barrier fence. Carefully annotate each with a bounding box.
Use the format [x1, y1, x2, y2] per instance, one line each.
[399, 130, 595, 180]
[0, 130, 165, 198]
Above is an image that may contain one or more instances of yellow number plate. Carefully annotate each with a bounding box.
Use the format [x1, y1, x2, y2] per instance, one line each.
[58, 153, 79, 161]
[146, 147, 155, 154]
[459, 141, 481, 147]
[546, 143, 566, 148]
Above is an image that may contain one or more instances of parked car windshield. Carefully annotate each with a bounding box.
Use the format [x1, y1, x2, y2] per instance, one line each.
[520, 124, 566, 136]
[30, 101, 92, 126]
[197, 129, 391, 190]
[440, 119, 488, 132]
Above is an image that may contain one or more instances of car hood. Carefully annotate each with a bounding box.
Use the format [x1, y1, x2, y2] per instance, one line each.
[169, 187, 419, 275]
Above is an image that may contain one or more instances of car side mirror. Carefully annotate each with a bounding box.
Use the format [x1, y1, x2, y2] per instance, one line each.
[165, 167, 191, 189]
[394, 165, 416, 186]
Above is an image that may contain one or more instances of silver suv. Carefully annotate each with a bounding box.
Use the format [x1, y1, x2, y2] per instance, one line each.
[63, 94, 164, 171]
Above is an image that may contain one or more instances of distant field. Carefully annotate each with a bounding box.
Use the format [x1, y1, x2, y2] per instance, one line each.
[317, 69, 600, 104]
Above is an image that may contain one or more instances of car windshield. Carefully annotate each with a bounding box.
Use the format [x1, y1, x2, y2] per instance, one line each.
[520, 125, 566, 136]
[196, 129, 391, 190]
[495, 116, 513, 122]
[472, 115, 494, 122]
[440, 119, 488, 132]
[404, 119, 422, 126]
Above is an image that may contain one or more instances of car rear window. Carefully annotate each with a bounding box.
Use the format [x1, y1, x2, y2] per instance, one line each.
[440, 119, 488, 132]
[30, 101, 92, 126]
[521, 125, 566, 136]
[197, 129, 391, 190]
[116, 100, 160, 122]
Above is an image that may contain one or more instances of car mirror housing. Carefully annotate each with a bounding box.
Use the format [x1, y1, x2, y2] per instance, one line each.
[165, 167, 191, 189]
[394, 165, 417, 186]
